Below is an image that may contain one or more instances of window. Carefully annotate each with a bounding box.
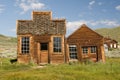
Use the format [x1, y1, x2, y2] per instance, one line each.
[114, 44, 117, 48]
[82, 47, 88, 54]
[21, 37, 30, 54]
[91, 46, 97, 53]
[110, 44, 113, 48]
[69, 45, 77, 59]
[53, 37, 61, 52]
[41, 43, 48, 50]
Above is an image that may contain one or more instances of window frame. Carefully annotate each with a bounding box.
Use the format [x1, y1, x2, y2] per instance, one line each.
[40, 43, 48, 51]
[53, 37, 62, 53]
[90, 46, 97, 53]
[21, 37, 30, 54]
[82, 47, 88, 54]
[69, 45, 78, 59]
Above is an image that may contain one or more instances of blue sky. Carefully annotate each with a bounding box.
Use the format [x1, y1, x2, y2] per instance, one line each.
[0, 0, 120, 37]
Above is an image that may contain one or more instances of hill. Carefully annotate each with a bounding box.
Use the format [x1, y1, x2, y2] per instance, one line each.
[95, 26, 120, 42]
[0, 34, 17, 58]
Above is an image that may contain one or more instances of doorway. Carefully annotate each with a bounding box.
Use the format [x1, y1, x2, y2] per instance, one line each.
[39, 43, 49, 63]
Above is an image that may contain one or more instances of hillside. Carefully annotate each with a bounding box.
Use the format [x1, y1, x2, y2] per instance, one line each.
[95, 26, 120, 42]
[0, 34, 17, 58]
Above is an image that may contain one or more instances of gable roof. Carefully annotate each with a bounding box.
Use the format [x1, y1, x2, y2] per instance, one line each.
[67, 24, 103, 39]
[104, 37, 118, 44]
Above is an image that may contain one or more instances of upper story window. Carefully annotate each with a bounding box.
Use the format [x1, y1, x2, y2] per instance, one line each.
[21, 37, 30, 54]
[53, 37, 61, 53]
[69, 45, 77, 59]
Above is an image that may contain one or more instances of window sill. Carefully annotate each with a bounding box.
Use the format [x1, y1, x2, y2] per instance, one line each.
[52, 52, 63, 55]
[41, 50, 48, 52]
[18, 53, 30, 55]
[69, 59, 78, 61]
[90, 53, 96, 54]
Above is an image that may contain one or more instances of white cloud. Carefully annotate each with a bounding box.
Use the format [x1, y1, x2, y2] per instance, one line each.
[99, 20, 119, 26]
[16, 0, 45, 14]
[89, 1, 95, 6]
[67, 20, 120, 28]
[116, 5, 120, 11]
[67, 20, 87, 30]
[66, 20, 88, 36]
[88, 0, 95, 9]
[88, 1, 103, 10]
[66, 20, 120, 36]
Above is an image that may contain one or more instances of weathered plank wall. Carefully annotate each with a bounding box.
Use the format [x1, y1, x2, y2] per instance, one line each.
[67, 24, 105, 62]
[17, 12, 66, 35]
[17, 11, 66, 64]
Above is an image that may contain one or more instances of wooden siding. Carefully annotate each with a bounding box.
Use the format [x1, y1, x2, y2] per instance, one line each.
[17, 34, 66, 64]
[17, 34, 32, 63]
[50, 35, 65, 64]
[17, 11, 66, 64]
[17, 11, 66, 35]
[17, 11, 105, 64]
[67, 24, 105, 62]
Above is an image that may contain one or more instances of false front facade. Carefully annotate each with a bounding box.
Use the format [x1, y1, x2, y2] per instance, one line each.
[17, 11, 66, 64]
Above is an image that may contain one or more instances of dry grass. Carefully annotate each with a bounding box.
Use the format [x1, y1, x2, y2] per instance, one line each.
[0, 58, 120, 80]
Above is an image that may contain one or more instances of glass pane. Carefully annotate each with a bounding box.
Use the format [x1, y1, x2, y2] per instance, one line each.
[21, 37, 30, 54]
[82, 47, 88, 54]
[41, 43, 48, 50]
[69, 45, 77, 59]
[53, 37, 61, 53]
[91, 46, 96, 53]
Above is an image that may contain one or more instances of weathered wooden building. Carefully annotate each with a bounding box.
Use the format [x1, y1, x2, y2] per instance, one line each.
[17, 11, 66, 64]
[66, 24, 105, 62]
[17, 11, 105, 64]
[104, 37, 118, 50]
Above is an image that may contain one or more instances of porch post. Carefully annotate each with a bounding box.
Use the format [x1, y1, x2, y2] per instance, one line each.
[65, 44, 69, 63]
[101, 45, 105, 62]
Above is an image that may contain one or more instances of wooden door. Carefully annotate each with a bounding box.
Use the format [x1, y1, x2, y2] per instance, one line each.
[90, 46, 98, 62]
[40, 43, 49, 63]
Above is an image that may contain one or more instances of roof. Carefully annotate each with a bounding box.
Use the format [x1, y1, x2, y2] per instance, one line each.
[32, 11, 52, 15]
[67, 24, 103, 39]
[104, 37, 118, 43]
[17, 11, 66, 35]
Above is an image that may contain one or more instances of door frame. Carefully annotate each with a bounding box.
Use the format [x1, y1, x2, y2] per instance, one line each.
[37, 42, 50, 64]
